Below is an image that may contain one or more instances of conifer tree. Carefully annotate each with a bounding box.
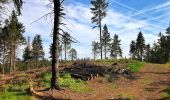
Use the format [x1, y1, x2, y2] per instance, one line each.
[129, 40, 137, 60]
[51, 0, 66, 89]
[32, 35, 44, 68]
[91, 0, 108, 60]
[69, 48, 77, 61]
[110, 34, 122, 59]
[7, 11, 25, 72]
[144, 44, 151, 62]
[165, 25, 170, 60]
[92, 41, 100, 60]
[62, 32, 71, 61]
[102, 24, 110, 59]
[136, 31, 145, 61]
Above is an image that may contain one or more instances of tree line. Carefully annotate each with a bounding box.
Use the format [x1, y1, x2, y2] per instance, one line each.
[91, 24, 122, 60]
[0, 11, 77, 74]
[130, 27, 170, 64]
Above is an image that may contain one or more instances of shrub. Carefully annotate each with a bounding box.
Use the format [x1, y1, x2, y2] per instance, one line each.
[127, 61, 144, 73]
[41, 72, 93, 92]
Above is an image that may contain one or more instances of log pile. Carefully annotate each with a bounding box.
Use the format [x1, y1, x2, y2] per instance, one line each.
[62, 61, 107, 81]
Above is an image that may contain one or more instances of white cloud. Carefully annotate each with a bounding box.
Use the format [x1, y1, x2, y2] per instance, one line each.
[15, 0, 168, 59]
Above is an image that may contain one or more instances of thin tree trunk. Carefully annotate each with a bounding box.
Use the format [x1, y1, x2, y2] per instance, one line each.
[94, 52, 95, 60]
[9, 44, 13, 73]
[64, 44, 66, 61]
[99, 9, 103, 60]
[51, 0, 60, 90]
[61, 45, 62, 61]
[104, 45, 106, 59]
[2, 41, 6, 75]
[99, 20, 102, 60]
[13, 45, 16, 71]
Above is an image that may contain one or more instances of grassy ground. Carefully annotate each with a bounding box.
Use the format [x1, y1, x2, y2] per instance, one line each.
[127, 61, 145, 73]
[41, 72, 93, 92]
[0, 60, 169, 100]
[0, 91, 32, 100]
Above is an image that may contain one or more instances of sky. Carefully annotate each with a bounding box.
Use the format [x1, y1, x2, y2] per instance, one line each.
[5, 0, 170, 59]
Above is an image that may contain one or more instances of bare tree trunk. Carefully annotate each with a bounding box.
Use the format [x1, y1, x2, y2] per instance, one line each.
[104, 45, 106, 59]
[61, 45, 63, 61]
[64, 43, 66, 61]
[99, 12, 102, 60]
[13, 45, 16, 71]
[2, 41, 6, 75]
[51, 0, 60, 90]
[9, 44, 13, 73]
[93, 52, 95, 60]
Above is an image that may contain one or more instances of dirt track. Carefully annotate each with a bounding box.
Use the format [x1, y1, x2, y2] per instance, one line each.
[35, 63, 170, 100]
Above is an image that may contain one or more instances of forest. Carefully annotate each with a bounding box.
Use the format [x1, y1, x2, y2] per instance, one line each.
[0, 0, 170, 100]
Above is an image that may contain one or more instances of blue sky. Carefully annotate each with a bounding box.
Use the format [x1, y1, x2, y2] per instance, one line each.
[10, 0, 170, 59]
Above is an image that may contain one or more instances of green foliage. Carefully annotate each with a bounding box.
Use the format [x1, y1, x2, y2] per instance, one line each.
[92, 41, 100, 60]
[136, 31, 145, 61]
[129, 40, 137, 60]
[41, 72, 93, 92]
[110, 34, 122, 58]
[32, 35, 44, 61]
[0, 83, 31, 100]
[2, 81, 29, 92]
[102, 24, 111, 59]
[0, 91, 32, 100]
[127, 61, 145, 73]
[69, 48, 77, 61]
[42, 73, 92, 92]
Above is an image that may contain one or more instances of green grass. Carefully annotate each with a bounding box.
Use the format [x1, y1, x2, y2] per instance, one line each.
[0, 80, 32, 100]
[127, 61, 145, 73]
[41, 72, 93, 92]
[0, 91, 32, 100]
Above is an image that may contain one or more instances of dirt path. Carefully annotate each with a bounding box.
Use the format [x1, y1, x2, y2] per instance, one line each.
[35, 63, 170, 100]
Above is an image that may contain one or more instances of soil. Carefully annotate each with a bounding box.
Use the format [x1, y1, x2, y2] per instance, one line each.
[0, 63, 170, 100]
[33, 63, 170, 100]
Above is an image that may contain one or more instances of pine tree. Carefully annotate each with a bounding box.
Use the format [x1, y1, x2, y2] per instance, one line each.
[129, 40, 137, 60]
[62, 32, 71, 61]
[150, 42, 161, 63]
[136, 31, 145, 61]
[144, 44, 151, 62]
[51, 0, 65, 90]
[91, 0, 108, 60]
[23, 37, 31, 61]
[92, 41, 100, 60]
[110, 34, 122, 59]
[7, 11, 25, 73]
[0, 20, 9, 74]
[32, 35, 44, 68]
[157, 32, 168, 63]
[69, 48, 77, 61]
[165, 25, 170, 61]
[102, 24, 110, 59]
